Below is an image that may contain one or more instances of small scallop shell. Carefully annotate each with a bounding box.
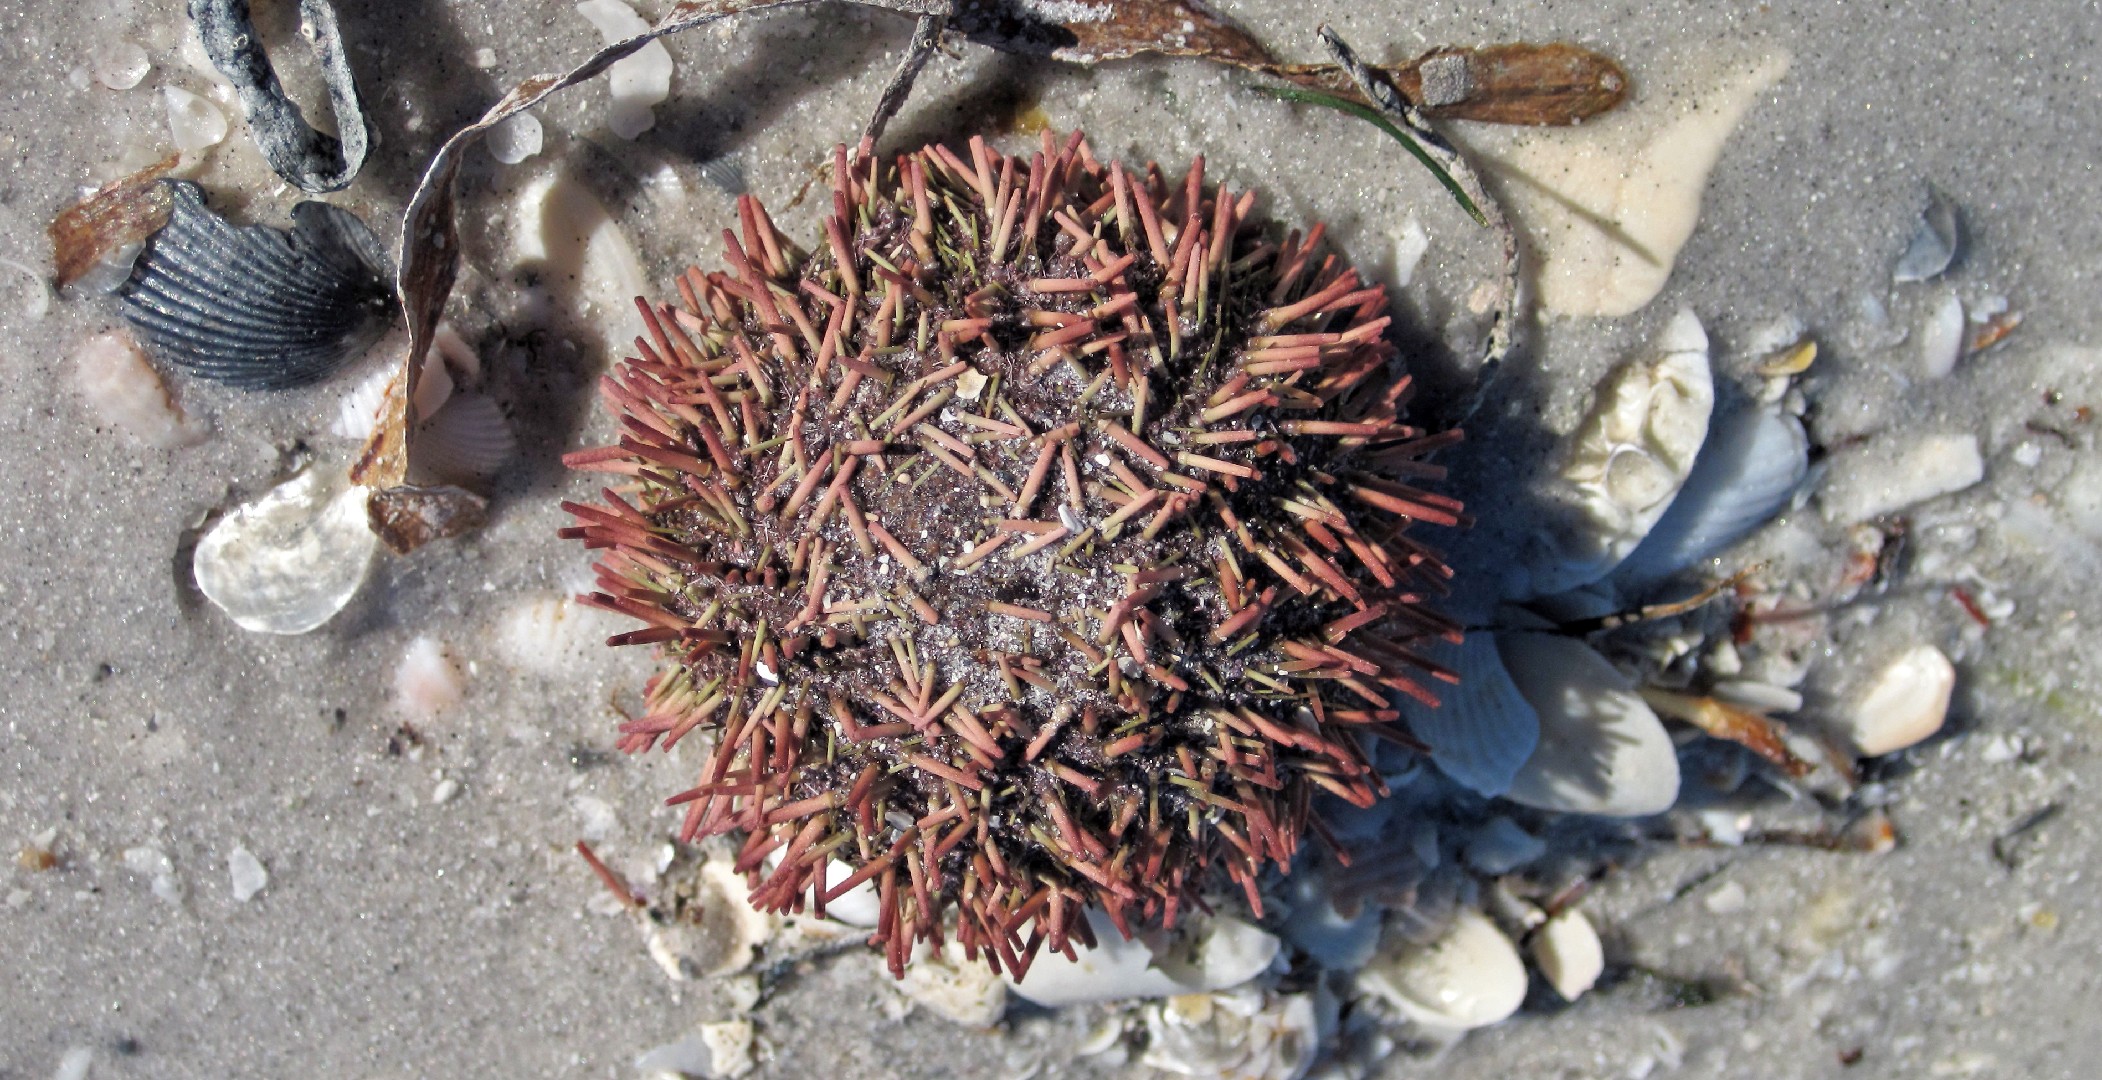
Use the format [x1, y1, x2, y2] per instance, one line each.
[1397, 632, 1540, 798]
[119, 181, 394, 390]
[1358, 907, 1528, 1034]
[410, 392, 515, 485]
[1498, 632, 1682, 817]
[1614, 405, 1809, 588]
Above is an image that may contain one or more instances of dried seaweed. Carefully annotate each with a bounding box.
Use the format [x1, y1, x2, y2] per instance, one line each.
[47, 154, 179, 288]
[189, 0, 371, 193]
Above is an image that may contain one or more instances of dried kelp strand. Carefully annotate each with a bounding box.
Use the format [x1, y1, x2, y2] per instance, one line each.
[119, 181, 395, 391]
[189, 0, 371, 193]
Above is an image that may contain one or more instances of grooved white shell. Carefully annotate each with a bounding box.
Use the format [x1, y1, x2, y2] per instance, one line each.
[1498, 632, 1682, 817]
[1398, 632, 1540, 798]
[193, 470, 377, 635]
[1358, 908, 1527, 1034]
[411, 392, 515, 484]
[1615, 405, 1809, 587]
[1523, 310, 1713, 598]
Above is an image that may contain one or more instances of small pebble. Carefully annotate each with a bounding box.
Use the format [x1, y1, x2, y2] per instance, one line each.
[1530, 907, 1604, 1001]
[1704, 880, 1749, 915]
[162, 86, 229, 154]
[1820, 434, 1984, 524]
[432, 777, 461, 805]
[228, 845, 268, 902]
[471, 47, 498, 69]
[1837, 644, 1956, 756]
[486, 112, 543, 165]
[54, 1047, 95, 1080]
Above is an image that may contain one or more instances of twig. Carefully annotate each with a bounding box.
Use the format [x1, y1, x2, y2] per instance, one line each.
[862, 4, 954, 150]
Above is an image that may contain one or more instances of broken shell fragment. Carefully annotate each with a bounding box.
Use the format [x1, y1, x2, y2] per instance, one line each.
[193, 468, 377, 634]
[895, 940, 1010, 1027]
[1358, 907, 1527, 1034]
[1893, 187, 1961, 283]
[1835, 644, 1955, 756]
[71, 330, 209, 448]
[1523, 310, 1713, 597]
[118, 181, 395, 390]
[410, 392, 515, 485]
[1140, 987, 1322, 1080]
[1530, 907, 1604, 1001]
[1499, 632, 1682, 817]
[575, 0, 673, 139]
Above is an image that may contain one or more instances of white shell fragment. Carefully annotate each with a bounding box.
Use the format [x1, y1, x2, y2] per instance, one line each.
[228, 844, 269, 902]
[1819, 433, 1984, 524]
[193, 469, 378, 635]
[895, 940, 1010, 1027]
[1498, 632, 1682, 817]
[1358, 908, 1528, 1034]
[1399, 633, 1539, 798]
[90, 40, 151, 90]
[72, 330, 209, 448]
[394, 636, 465, 718]
[1530, 908, 1604, 1001]
[1140, 988, 1322, 1080]
[643, 859, 776, 982]
[816, 858, 882, 928]
[1836, 644, 1955, 756]
[162, 86, 229, 153]
[1615, 405, 1809, 587]
[514, 171, 649, 354]
[1526, 310, 1714, 597]
[486, 111, 544, 165]
[1007, 910, 1279, 1007]
[495, 593, 632, 676]
[575, 0, 673, 139]
[1919, 289, 1967, 378]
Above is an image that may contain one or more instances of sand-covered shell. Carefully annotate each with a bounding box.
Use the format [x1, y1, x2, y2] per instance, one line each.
[1518, 309, 1713, 598]
[119, 181, 394, 390]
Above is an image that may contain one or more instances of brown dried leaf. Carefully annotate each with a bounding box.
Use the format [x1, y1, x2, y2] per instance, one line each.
[366, 484, 489, 555]
[1262, 43, 1629, 127]
[953, 0, 1274, 66]
[47, 154, 180, 287]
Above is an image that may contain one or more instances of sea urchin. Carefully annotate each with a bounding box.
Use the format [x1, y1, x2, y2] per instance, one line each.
[562, 130, 1466, 979]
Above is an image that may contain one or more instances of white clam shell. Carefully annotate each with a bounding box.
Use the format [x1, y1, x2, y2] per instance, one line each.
[1530, 907, 1605, 1001]
[1358, 908, 1527, 1034]
[193, 469, 377, 635]
[1007, 910, 1279, 1007]
[1523, 309, 1714, 597]
[1397, 632, 1540, 797]
[1918, 289, 1966, 378]
[1498, 632, 1682, 817]
[1834, 644, 1955, 756]
[1614, 405, 1809, 587]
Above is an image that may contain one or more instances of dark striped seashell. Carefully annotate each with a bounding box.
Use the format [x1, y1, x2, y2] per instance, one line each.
[119, 180, 394, 391]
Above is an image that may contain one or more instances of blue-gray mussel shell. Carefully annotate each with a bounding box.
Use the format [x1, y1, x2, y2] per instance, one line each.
[119, 180, 394, 391]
